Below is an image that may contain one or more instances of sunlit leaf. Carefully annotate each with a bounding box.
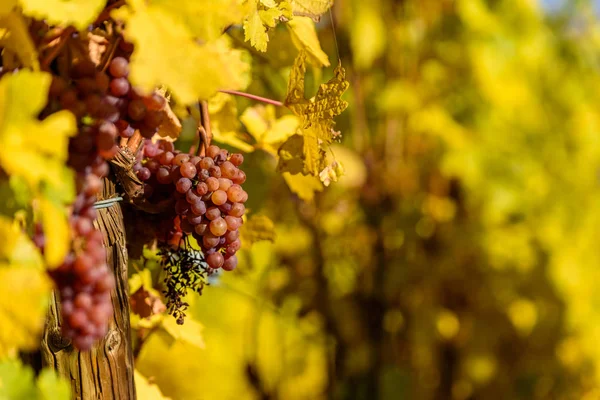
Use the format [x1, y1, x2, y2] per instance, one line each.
[0, 12, 39, 70]
[112, 6, 251, 104]
[286, 17, 330, 67]
[20, 0, 105, 30]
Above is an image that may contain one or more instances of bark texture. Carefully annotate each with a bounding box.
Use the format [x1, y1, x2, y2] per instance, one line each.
[40, 177, 136, 399]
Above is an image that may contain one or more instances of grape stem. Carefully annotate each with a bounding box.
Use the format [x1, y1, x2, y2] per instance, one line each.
[218, 90, 284, 107]
[127, 130, 143, 154]
[41, 27, 75, 70]
[196, 100, 212, 156]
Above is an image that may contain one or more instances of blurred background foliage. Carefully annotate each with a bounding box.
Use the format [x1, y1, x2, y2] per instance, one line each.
[132, 0, 600, 398]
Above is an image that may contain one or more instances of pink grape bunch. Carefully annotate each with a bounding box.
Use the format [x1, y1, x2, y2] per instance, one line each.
[135, 141, 248, 272]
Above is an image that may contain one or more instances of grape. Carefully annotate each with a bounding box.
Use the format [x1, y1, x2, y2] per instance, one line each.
[227, 185, 245, 203]
[74, 293, 93, 310]
[128, 99, 147, 120]
[109, 57, 129, 78]
[208, 166, 221, 178]
[143, 92, 166, 111]
[144, 110, 165, 129]
[209, 217, 228, 236]
[190, 200, 207, 216]
[196, 182, 208, 196]
[74, 253, 92, 275]
[211, 190, 228, 205]
[60, 90, 78, 108]
[110, 77, 130, 96]
[156, 167, 172, 184]
[145, 159, 159, 173]
[74, 217, 93, 236]
[218, 178, 232, 191]
[180, 162, 197, 178]
[203, 234, 220, 249]
[239, 191, 249, 203]
[224, 229, 240, 243]
[173, 153, 190, 166]
[188, 214, 203, 225]
[230, 153, 244, 166]
[186, 189, 200, 204]
[206, 145, 220, 158]
[137, 167, 151, 181]
[197, 169, 210, 181]
[199, 157, 214, 169]
[224, 215, 242, 230]
[205, 207, 221, 220]
[195, 223, 209, 235]
[226, 239, 241, 255]
[229, 203, 245, 218]
[175, 178, 192, 194]
[233, 170, 247, 184]
[219, 202, 233, 213]
[204, 177, 218, 192]
[222, 255, 238, 271]
[159, 151, 174, 165]
[206, 252, 224, 269]
[220, 161, 236, 179]
[72, 59, 96, 78]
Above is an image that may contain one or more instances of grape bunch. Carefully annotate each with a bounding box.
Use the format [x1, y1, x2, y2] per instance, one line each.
[133, 140, 248, 322]
[135, 141, 248, 271]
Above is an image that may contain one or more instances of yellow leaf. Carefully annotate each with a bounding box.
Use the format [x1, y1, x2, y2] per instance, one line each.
[39, 198, 70, 268]
[259, 7, 283, 28]
[150, 0, 244, 42]
[287, 17, 330, 67]
[0, 264, 51, 358]
[282, 51, 349, 175]
[244, 9, 269, 52]
[282, 172, 323, 201]
[209, 93, 255, 153]
[240, 215, 277, 245]
[162, 317, 205, 350]
[240, 105, 299, 154]
[135, 370, 172, 400]
[277, 134, 308, 174]
[291, 0, 333, 18]
[20, 0, 105, 30]
[113, 6, 251, 104]
[0, 71, 77, 191]
[0, 12, 39, 70]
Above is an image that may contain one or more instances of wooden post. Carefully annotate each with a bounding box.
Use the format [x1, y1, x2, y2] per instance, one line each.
[40, 178, 136, 399]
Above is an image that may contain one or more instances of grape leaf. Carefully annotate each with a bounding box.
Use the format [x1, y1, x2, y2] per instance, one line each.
[0, 360, 69, 400]
[240, 104, 299, 154]
[240, 215, 277, 245]
[0, 11, 39, 70]
[243, 0, 292, 52]
[162, 317, 205, 350]
[287, 16, 330, 67]
[0, 264, 51, 358]
[280, 51, 348, 175]
[209, 93, 255, 153]
[19, 0, 105, 30]
[283, 172, 323, 201]
[112, 5, 251, 104]
[150, 0, 244, 42]
[0, 216, 50, 358]
[291, 0, 333, 19]
[0, 71, 76, 191]
[135, 370, 172, 400]
[0, 71, 76, 266]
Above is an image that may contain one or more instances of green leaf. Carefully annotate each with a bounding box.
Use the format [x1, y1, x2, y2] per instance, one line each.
[0, 360, 69, 400]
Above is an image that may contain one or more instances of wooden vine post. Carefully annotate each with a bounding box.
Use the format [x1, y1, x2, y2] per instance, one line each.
[40, 175, 136, 399]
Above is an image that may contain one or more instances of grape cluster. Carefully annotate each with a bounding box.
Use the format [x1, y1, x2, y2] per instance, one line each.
[135, 142, 248, 271]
